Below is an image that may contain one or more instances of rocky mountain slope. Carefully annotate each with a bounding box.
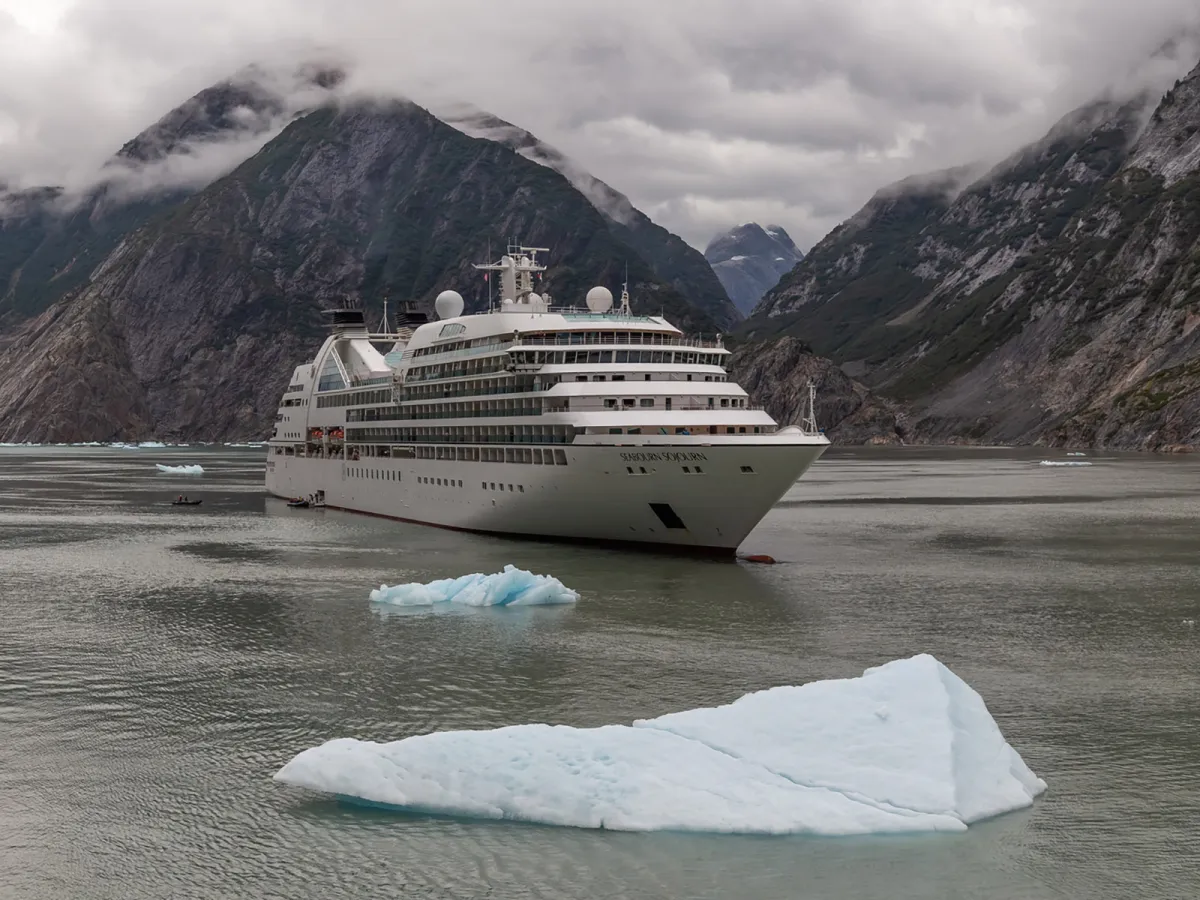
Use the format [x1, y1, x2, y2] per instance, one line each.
[729, 337, 908, 444]
[0, 64, 342, 335]
[436, 104, 740, 330]
[0, 100, 731, 443]
[741, 59, 1200, 450]
[705, 223, 804, 315]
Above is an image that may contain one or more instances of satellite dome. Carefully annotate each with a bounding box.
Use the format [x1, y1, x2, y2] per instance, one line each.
[586, 286, 614, 313]
[434, 290, 464, 320]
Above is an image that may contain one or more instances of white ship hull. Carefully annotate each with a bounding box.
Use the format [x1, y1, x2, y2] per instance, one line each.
[265, 440, 825, 554]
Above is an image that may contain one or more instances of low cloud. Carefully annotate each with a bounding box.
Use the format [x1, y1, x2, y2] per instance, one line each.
[1, 0, 1199, 250]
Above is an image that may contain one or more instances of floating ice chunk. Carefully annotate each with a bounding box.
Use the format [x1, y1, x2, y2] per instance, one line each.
[274, 654, 1045, 835]
[155, 464, 204, 475]
[139, 441, 167, 448]
[369, 565, 578, 607]
[1039, 460, 1092, 467]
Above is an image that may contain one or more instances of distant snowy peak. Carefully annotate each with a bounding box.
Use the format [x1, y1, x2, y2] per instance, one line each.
[704, 222, 804, 316]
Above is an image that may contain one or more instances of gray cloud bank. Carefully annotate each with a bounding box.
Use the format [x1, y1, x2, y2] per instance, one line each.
[1, 0, 1199, 250]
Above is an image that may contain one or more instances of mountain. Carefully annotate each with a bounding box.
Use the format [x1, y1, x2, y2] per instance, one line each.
[435, 104, 741, 330]
[705, 223, 804, 315]
[0, 64, 343, 335]
[0, 99, 730, 443]
[739, 60, 1200, 450]
[729, 337, 908, 444]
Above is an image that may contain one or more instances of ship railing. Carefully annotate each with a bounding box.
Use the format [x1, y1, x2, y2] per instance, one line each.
[514, 334, 725, 349]
[349, 409, 545, 422]
[344, 435, 573, 445]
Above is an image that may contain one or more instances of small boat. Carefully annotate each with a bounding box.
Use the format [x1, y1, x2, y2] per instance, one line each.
[738, 553, 778, 565]
[287, 498, 310, 508]
[172, 499, 202, 506]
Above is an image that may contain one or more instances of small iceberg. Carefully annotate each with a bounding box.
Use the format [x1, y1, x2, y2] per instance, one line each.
[155, 464, 204, 475]
[274, 654, 1046, 835]
[369, 565, 578, 607]
[1039, 460, 1092, 467]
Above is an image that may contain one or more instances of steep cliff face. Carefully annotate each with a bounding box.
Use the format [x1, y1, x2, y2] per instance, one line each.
[729, 338, 908, 444]
[436, 104, 741, 329]
[0, 100, 726, 443]
[705, 223, 804, 315]
[740, 59, 1200, 450]
[0, 64, 342, 332]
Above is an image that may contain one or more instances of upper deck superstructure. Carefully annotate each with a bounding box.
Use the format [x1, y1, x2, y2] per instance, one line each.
[265, 244, 829, 554]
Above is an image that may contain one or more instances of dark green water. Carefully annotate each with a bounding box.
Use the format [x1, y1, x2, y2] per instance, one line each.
[1, 446, 1196, 899]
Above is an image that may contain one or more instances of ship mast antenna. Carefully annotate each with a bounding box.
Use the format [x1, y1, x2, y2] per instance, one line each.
[378, 297, 391, 334]
[619, 263, 632, 315]
[801, 379, 820, 435]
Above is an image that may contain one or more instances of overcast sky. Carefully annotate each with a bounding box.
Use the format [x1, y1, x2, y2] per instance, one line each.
[1, 0, 1199, 251]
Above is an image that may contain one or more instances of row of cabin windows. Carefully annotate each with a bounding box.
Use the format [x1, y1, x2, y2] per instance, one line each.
[574, 373, 725, 382]
[347, 425, 573, 444]
[407, 357, 508, 384]
[345, 394, 744, 422]
[604, 426, 767, 435]
[517, 331, 708, 347]
[281, 397, 306, 407]
[601, 397, 746, 410]
[484, 482, 525, 492]
[398, 373, 724, 403]
[285, 383, 305, 393]
[509, 349, 724, 367]
[410, 336, 510, 358]
[317, 389, 391, 409]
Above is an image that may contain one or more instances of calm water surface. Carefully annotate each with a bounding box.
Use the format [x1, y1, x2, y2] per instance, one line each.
[1, 446, 1197, 899]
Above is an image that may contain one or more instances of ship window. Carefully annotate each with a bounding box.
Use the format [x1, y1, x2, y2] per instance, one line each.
[519, 485, 524, 492]
[720, 398, 728, 407]
[609, 428, 622, 434]
[639, 467, 647, 474]
[612, 374, 625, 381]
[626, 466, 634, 474]
[645, 374, 652, 381]
[482, 482, 487, 489]
[604, 399, 617, 409]
[682, 466, 690, 473]
[741, 466, 755, 474]
[592, 374, 605, 381]
[508, 484, 514, 492]
[623, 398, 636, 408]
[490, 483, 496, 490]
[576, 375, 588, 382]
[695, 466, 704, 474]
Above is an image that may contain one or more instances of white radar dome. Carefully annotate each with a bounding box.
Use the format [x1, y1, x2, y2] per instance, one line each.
[586, 286, 614, 313]
[434, 290, 465, 320]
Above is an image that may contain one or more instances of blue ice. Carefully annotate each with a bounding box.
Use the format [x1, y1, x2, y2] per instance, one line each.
[369, 565, 578, 607]
[274, 654, 1046, 835]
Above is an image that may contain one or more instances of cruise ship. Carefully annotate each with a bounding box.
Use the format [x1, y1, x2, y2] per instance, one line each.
[265, 245, 829, 554]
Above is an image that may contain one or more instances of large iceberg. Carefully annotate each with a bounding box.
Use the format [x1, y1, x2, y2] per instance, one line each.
[369, 565, 578, 607]
[155, 463, 204, 475]
[274, 654, 1046, 835]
